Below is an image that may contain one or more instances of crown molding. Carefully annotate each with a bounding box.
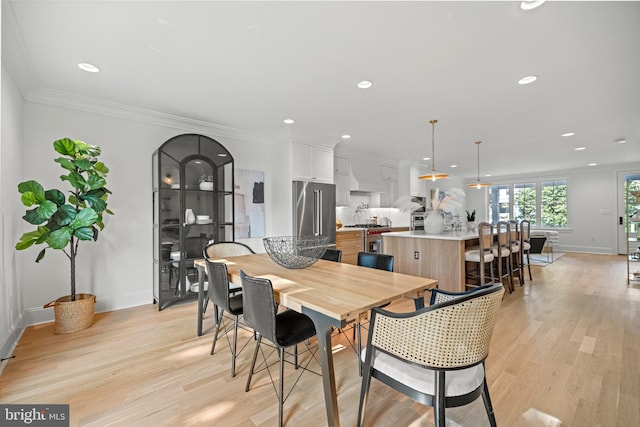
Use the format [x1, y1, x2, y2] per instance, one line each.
[24, 87, 272, 146]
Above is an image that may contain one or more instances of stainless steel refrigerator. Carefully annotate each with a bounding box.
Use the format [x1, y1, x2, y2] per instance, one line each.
[292, 180, 336, 244]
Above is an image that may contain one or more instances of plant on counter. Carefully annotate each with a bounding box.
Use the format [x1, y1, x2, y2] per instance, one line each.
[15, 138, 114, 301]
[466, 209, 476, 222]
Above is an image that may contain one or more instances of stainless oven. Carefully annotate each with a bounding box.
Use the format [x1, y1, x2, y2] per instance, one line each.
[367, 227, 390, 253]
[411, 213, 425, 231]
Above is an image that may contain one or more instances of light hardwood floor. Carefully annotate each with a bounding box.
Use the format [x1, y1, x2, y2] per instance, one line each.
[1, 253, 638, 426]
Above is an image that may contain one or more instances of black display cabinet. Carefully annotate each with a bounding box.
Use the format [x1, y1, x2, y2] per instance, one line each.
[153, 134, 234, 310]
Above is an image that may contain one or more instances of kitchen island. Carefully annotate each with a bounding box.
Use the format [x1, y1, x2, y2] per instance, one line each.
[383, 230, 479, 292]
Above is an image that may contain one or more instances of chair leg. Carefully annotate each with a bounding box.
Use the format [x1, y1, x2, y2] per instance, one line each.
[279, 347, 285, 427]
[210, 307, 224, 355]
[357, 323, 363, 376]
[245, 335, 262, 392]
[434, 371, 446, 427]
[481, 377, 498, 427]
[357, 354, 374, 427]
[526, 251, 532, 280]
[231, 315, 239, 377]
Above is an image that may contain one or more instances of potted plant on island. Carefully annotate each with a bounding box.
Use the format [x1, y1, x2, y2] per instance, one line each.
[15, 138, 113, 334]
[466, 209, 476, 231]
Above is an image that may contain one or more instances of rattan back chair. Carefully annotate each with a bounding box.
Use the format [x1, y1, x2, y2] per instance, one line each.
[358, 282, 505, 427]
[203, 241, 255, 258]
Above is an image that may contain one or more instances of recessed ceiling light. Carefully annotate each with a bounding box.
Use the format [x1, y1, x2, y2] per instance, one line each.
[485, 174, 492, 177]
[615, 138, 627, 144]
[283, 119, 294, 124]
[78, 62, 100, 73]
[518, 75, 537, 85]
[561, 132, 575, 137]
[588, 163, 597, 166]
[217, 153, 227, 157]
[341, 134, 351, 139]
[521, 1, 546, 11]
[450, 164, 458, 168]
[422, 157, 431, 161]
[574, 147, 586, 151]
[357, 80, 373, 89]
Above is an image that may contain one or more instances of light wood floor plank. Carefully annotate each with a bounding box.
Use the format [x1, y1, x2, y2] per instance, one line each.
[1, 253, 638, 426]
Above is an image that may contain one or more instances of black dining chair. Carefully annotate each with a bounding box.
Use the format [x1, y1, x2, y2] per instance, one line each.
[240, 270, 318, 427]
[321, 248, 343, 262]
[205, 260, 252, 377]
[353, 252, 395, 374]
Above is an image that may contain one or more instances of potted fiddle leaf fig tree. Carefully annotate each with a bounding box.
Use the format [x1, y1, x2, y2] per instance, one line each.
[16, 138, 114, 334]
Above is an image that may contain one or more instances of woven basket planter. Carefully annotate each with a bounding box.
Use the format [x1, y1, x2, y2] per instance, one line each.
[44, 293, 96, 334]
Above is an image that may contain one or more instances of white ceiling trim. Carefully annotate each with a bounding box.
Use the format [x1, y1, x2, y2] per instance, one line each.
[24, 87, 271, 146]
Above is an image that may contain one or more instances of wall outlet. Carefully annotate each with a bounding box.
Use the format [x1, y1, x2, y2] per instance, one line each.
[414, 251, 420, 259]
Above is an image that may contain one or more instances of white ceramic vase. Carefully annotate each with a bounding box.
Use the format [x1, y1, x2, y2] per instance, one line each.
[185, 209, 196, 225]
[424, 210, 444, 234]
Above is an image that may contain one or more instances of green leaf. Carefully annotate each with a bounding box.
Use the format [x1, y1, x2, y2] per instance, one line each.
[21, 192, 40, 207]
[74, 226, 94, 241]
[69, 207, 98, 229]
[94, 162, 109, 174]
[74, 158, 94, 171]
[54, 157, 75, 172]
[35, 248, 47, 263]
[61, 171, 87, 190]
[53, 138, 76, 157]
[18, 181, 45, 206]
[16, 227, 49, 250]
[23, 208, 47, 225]
[36, 200, 58, 219]
[53, 204, 77, 226]
[82, 191, 107, 212]
[86, 174, 106, 190]
[44, 189, 65, 206]
[68, 194, 77, 205]
[48, 227, 72, 249]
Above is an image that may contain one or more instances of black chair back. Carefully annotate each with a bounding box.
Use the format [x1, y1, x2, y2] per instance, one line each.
[205, 260, 233, 311]
[240, 270, 278, 344]
[321, 248, 342, 262]
[357, 252, 394, 272]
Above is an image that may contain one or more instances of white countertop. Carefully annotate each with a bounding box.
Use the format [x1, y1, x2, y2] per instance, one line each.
[382, 230, 479, 241]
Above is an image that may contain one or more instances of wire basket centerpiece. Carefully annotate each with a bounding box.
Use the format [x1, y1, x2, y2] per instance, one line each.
[263, 235, 330, 269]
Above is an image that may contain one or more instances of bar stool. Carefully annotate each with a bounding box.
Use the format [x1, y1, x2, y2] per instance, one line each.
[465, 222, 496, 288]
[508, 220, 523, 286]
[519, 219, 533, 281]
[493, 221, 514, 293]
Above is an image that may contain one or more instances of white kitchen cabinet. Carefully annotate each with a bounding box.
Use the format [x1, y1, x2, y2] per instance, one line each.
[334, 156, 350, 206]
[292, 143, 333, 183]
[409, 165, 428, 197]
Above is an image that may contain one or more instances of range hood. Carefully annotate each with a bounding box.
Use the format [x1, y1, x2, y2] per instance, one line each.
[349, 159, 387, 193]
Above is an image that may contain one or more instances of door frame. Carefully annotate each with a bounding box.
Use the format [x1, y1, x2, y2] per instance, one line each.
[617, 169, 640, 254]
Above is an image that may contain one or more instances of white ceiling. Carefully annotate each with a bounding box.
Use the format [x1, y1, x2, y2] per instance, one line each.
[3, 1, 640, 179]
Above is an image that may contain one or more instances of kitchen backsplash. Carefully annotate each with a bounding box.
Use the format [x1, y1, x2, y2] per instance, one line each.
[336, 193, 409, 227]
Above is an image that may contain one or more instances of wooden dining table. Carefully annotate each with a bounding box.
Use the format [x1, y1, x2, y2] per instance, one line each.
[194, 253, 438, 427]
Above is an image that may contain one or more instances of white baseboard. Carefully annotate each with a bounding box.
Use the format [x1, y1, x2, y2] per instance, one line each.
[0, 313, 26, 374]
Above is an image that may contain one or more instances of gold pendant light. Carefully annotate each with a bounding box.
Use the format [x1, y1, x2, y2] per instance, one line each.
[466, 140, 491, 189]
[419, 119, 449, 181]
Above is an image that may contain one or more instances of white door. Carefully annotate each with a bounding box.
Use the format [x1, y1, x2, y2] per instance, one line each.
[617, 170, 640, 254]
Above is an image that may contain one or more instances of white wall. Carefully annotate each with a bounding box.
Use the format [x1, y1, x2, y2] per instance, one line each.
[1, 63, 25, 362]
[17, 100, 284, 329]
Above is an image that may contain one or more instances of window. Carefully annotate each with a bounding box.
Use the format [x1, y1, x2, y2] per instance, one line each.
[541, 180, 567, 227]
[488, 179, 567, 227]
[488, 185, 510, 224]
[513, 182, 537, 225]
